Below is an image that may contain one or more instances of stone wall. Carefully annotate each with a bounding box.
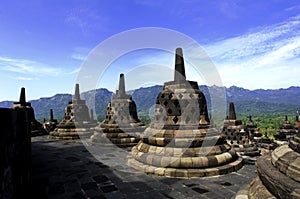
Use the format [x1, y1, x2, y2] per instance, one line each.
[0, 108, 31, 199]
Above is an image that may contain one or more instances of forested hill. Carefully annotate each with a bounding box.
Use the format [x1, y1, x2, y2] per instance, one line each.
[0, 85, 299, 121]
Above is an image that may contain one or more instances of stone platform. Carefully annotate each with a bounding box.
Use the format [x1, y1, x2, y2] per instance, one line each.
[31, 135, 257, 199]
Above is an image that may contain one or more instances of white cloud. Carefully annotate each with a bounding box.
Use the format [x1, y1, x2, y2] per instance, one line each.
[0, 56, 81, 78]
[66, 67, 80, 75]
[9, 76, 39, 81]
[65, 7, 107, 34]
[202, 14, 300, 89]
[285, 5, 300, 12]
[205, 14, 300, 61]
[256, 37, 300, 67]
[71, 53, 86, 61]
[0, 56, 61, 76]
[71, 46, 91, 61]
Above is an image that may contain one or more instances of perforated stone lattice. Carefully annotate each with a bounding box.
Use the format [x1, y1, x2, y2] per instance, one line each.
[223, 129, 247, 145]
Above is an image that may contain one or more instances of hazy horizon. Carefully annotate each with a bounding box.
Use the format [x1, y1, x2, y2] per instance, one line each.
[3, 83, 300, 102]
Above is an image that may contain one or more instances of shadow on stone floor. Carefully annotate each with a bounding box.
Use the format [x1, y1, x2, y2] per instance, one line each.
[30, 138, 170, 198]
[30, 136, 257, 199]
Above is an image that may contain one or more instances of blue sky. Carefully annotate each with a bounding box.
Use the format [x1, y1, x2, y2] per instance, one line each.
[0, 0, 300, 101]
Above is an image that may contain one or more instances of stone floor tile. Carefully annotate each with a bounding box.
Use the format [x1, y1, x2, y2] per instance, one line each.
[30, 136, 258, 199]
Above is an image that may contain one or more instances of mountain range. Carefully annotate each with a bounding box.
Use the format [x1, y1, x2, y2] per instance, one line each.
[1, 85, 299, 121]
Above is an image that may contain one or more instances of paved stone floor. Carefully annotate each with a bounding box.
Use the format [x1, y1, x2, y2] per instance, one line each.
[30, 135, 258, 199]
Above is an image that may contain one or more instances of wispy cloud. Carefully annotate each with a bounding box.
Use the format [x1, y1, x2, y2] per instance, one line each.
[98, 12, 300, 90]
[65, 7, 107, 34]
[203, 14, 300, 89]
[0, 56, 61, 76]
[217, 0, 240, 19]
[9, 76, 39, 81]
[285, 5, 300, 12]
[71, 46, 91, 61]
[205, 15, 300, 62]
[66, 67, 80, 75]
[71, 53, 86, 61]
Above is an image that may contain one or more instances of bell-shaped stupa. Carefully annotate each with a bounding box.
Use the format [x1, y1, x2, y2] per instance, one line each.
[236, 132, 300, 198]
[12, 87, 46, 136]
[49, 84, 96, 139]
[246, 115, 276, 151]
[222, 103, 260, 157]
[246, 115, 262, 142]
[275, 115, 297, 142]
[128, 48, 243, 177]
[90, 74, 145, 147]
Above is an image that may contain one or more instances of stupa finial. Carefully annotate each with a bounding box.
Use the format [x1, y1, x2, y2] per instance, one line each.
[90, 109, 94, 121]
[19, 87, 26, 104]
[50, 109, 54, 121]
[174, 48, 186, 81]
[118, 73, 126, 95]
[228, 102, 236, 120]
[74, 84, 80, 100]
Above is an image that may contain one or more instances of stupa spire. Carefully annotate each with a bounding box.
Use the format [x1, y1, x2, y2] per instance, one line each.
[50, 109, 54, 121]
[118, 73, 126, 95]
[228, 102, 237, 120]
[174, 48, 186, 81]
[74, 84, 80, 100]
[90, 109, 94, 121]
[13, 87, 47, 135]
[19, 87, 26, 104]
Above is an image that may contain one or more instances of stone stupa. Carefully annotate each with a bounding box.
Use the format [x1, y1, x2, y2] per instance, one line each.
[246, 115, 277, 151]
[43, 109, 58, 133]
[236, 132, 300, 198]
[275, 115, 297, 142]
[246, 115, 262, 142]
[49, 84, 96, 139]
[127, 48, 243, 177]
[222, 103, 260, 157]
[12, 87, 46, 136]
[90, 74, 145, 147]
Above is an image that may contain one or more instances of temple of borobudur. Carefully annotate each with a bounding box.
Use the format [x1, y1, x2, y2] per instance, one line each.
[12, 87, 46, 136]
[49, 84, 97, 139]
[127, 48, 243, 177]
[236, 132, 300, 198]
[90, 73, 145, 147]
[222, 102, 260, 157]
